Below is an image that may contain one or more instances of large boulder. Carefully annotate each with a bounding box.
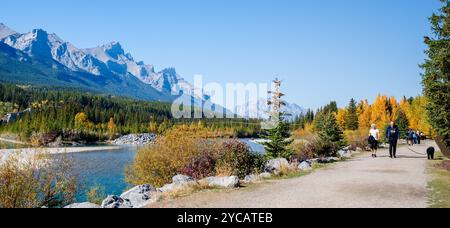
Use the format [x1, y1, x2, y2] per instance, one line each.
[158, 175, 197, 193]
[317, 157, 339, 164]
[264, 158, 290, 173]
[200, 176, 240, 188]
[338, 150, 352, 158]
[298, 161, 312, 171]
[120, 184, 159, 208]
[243, 174, 261, 184]
[259, 172, 272, 179]
[64, 202, 101, 208]
[172, 174, 195, 184]
[101, 195, 133, 208]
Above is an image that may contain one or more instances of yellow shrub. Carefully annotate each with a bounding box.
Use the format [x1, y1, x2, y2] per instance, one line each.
[344, 129, 369, 151]
[292, 123, 314, 139]
[125, 125, 220, 187]
[0, 152, 76, 208]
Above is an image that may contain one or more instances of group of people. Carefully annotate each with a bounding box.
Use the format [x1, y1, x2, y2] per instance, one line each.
[407, 129, 423, 146]
[368, 122, 420, 159]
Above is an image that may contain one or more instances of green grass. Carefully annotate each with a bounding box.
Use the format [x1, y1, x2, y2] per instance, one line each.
[427, 151, 450, 208]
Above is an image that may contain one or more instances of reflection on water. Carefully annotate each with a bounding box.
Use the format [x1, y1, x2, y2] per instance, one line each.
[0, 141, 27, 149]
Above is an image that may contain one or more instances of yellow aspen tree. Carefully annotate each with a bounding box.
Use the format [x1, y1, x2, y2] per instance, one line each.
[399, 97, 413, 125]
[371, 95, 390, 137]
[357, 100, 372, 131]
[412, 96, 433, 135]
[148, 121, 158, 134]
[389, 96, 399, 121]
[335, 108, 348, 131]
[74, 112, 88, 131]
[107, 117, 117, 139]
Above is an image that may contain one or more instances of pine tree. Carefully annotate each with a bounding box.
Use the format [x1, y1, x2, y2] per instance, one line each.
[346, 98, 359, 130]
[396, 109, 409, 140]
[422, 0, 450, 148]
[313, 111, 345, 156]
[262, 78, 294, 160]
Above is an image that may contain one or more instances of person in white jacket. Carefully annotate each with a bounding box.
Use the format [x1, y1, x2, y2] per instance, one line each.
[369, 124, 380, 158]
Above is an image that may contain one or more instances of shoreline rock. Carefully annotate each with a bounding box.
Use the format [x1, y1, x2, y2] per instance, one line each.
[101, 195, 133, 208]
[158, 175, 197, 193]
[64, 202, 101, 208]
[298, 161, 312, 171]
[112, 134, 156, 145]
[265, 158, 290, 173]
[120, 184, 159, 208]
[200, 176, 240, 188]
[243, 174, 262, 184]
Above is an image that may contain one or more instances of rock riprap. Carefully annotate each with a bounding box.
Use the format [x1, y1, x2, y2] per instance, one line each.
[112, 134, 156, 145]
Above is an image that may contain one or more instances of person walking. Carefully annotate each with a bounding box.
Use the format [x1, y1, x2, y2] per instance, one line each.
[369, 124, 380, 158]
[416, 130, 421, 144]
[407, 129, 414, 146]
[413, 130, 418, 145]
[386, 121, 400, 159]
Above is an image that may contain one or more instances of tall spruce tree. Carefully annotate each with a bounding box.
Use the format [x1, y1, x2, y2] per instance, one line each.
[396, 109, 409, 140]
[346, 98, 359, 130]
[421, 0, 450, 148]
[313, 111, 345, 156]
[262, 79, 294, 160]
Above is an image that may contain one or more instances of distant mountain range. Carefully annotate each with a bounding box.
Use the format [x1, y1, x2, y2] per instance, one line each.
[235, 98, 305, 121]
[0, 23, 198, 102]
[0, 23, 305, 119]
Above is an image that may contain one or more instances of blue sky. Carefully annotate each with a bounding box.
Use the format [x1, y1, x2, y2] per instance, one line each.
[0, 0, 441, 109]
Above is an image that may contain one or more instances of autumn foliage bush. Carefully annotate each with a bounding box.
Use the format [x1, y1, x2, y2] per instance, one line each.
[0, 153, 77, 208]
[215, 139, 254, 178]
[344, 130, 369, 151]
[181, 154, 216, 180]
[125, 124, 218, 187]
[126, 125, 262, 187]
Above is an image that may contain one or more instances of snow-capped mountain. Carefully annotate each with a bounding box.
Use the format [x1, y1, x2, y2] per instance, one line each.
[0, 23, 17, 39]
[235, 98, 306, 120]
[0, 23, 202, 101]
[2, 28, 111, 76]
[84, 43, 201, 99]
[0, 23, 297, 116]
[83, 41, 154, 78]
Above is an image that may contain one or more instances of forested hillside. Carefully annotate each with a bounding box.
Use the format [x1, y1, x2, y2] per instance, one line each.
[0, 83, 261, 144]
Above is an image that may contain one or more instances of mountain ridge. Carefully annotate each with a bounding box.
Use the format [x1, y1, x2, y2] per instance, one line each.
[0, 23, 305, 118]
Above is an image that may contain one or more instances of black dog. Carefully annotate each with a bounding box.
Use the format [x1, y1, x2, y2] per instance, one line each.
[427, 147, 435, 160]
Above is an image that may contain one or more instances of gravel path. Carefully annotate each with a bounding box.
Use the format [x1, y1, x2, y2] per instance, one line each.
[150, 142, 435, 208]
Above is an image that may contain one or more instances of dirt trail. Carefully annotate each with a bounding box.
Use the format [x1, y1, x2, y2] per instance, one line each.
[149, 141, 435, 208]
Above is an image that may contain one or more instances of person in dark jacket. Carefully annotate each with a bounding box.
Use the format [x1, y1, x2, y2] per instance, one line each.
[416, 130, 421, 144]
[407, 129, 414, 146]
[386, 121, 400, 158]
